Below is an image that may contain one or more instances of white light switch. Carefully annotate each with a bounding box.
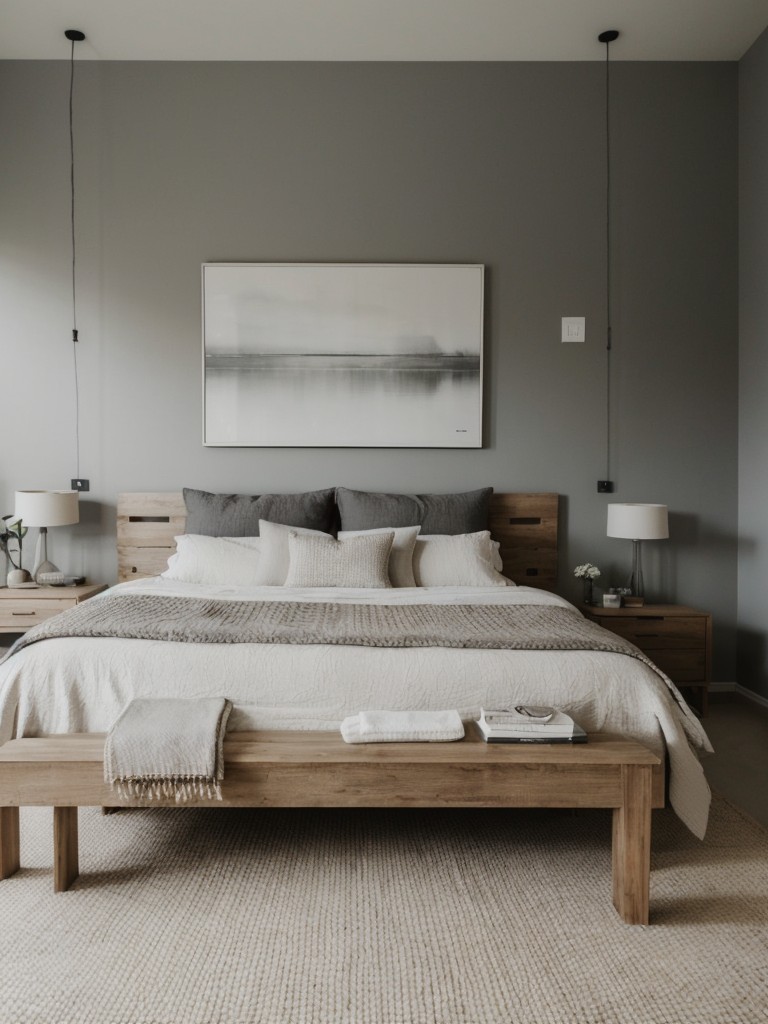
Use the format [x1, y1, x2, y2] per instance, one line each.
[561, 316, 585, 343]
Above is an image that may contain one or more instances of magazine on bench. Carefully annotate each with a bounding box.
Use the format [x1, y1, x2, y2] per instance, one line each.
[476, 706, 587, 744]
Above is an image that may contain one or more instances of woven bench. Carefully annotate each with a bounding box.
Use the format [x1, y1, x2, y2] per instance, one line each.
[0, 730, 662, 924]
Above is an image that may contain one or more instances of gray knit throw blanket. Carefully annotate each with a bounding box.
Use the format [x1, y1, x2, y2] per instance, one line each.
[9, 592, 658, 667]
[104, 697, 232, 802]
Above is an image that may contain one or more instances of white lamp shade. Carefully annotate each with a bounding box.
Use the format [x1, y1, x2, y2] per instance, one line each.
[14, 490, 80, 528]
[607, 503, 668, 541]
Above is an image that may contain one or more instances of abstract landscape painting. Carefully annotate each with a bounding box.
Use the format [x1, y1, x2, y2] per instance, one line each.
[202, 263, 484, 447]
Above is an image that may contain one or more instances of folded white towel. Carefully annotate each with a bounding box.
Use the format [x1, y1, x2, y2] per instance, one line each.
[340, 709, 465, 744]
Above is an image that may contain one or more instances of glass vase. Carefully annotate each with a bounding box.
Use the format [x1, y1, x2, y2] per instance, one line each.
[582, 579, 594, 606]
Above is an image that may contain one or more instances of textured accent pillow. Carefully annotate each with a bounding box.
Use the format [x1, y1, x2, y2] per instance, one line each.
[253, 520, 331, 586]
[413, 532, 510, 587]
[183, 487, 336, 537]
[284, 532, 394, 589]
[336, 486, 492, 535]
[162, 535, 262, 585]
[337, 525, 420, 587]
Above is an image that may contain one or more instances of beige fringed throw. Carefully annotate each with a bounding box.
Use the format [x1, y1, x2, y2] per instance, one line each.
[105, 697, 232, 802]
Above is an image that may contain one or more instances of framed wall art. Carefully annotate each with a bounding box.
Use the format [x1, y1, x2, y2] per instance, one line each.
[202, 263, 484, 447]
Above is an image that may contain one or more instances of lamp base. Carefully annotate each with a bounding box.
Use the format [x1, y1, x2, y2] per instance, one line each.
[626, 539, 645, 598]
[34, 559, 63, 584]
[32, 529, 62, 583]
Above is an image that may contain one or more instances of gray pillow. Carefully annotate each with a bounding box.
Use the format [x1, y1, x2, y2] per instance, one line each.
[335, 486, 492, 535]
[183, 487, 336, 537]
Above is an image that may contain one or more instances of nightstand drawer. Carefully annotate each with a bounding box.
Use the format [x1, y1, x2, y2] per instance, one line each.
[583, 604, 712, 715]
[643, 648, 707, 682]
[604, 616, 706, 649]
[0, 585, 107, 635]
[0, 599, 74, 630]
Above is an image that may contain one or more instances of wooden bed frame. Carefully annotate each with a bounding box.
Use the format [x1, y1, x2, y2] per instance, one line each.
[116, 491, 561, 586]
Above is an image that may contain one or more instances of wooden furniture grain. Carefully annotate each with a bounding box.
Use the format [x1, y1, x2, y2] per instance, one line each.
[0, 583, 107, 635]
[0, 731, 661, 923]
[117, 491, 561, 590]
[582, 604, 712, 716]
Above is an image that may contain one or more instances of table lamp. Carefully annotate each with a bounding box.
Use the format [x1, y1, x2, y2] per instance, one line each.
[14, 490, 80, 583]
[606, 503, 668, 599]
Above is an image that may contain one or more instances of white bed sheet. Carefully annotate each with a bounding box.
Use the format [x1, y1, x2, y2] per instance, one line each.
[0, 579, 713, 836]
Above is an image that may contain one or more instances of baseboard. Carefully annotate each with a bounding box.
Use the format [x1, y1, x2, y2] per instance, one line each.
[709, 681, 737, 693]
[735, 684, 768, 710]
[710, 681, 768, 710]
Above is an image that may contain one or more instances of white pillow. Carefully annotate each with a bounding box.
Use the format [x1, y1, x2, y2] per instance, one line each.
[338, 525, 421, 587]
[491, 539, 503, 572]
[162, 534, 262, 585]
[413, 532, 510, 587]
[253, 520, 332, 585]
[284, 531, 394, 588]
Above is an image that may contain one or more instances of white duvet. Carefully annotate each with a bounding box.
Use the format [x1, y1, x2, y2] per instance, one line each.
[0, 579, 713, 836]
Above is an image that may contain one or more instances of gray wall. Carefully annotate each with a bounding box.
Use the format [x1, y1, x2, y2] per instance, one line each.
[739, 28, 768, 699]
[0, 61, 738, 678]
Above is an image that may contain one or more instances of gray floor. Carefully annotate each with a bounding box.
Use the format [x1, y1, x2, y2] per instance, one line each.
[701, 693, 768, 828]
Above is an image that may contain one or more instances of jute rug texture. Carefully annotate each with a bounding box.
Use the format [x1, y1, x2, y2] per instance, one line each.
[1, 796, 766, 1024]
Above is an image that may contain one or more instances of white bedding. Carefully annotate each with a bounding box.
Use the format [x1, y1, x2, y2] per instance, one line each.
[0, 579, 713, 836]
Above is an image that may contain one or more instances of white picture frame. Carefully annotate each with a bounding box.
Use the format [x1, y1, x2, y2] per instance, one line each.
[202, 263, 484, 448]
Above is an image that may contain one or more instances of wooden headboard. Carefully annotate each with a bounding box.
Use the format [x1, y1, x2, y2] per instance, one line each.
[117, 492, 560, 591]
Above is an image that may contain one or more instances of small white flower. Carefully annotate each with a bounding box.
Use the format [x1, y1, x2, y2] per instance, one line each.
[574, 562, 601, 580]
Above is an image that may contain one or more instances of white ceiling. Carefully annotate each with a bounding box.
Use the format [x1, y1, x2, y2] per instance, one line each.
[1, 0, 767, 62]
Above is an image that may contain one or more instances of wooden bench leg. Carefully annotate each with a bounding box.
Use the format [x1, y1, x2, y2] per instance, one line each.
[53, 807, 79, 892]
[612, 764, 652, 925]
[1, 806, 21, 880]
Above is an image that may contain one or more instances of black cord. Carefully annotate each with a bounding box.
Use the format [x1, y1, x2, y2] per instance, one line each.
[604, 36, 613, 484]
[69, 36, 81, 479]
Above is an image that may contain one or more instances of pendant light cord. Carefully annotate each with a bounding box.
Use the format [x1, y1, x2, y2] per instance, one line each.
[603, 33, 615, 485]
[69, 35, 81, 480]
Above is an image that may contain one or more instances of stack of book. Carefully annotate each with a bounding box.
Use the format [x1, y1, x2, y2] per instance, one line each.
[476, 705, 587, 744]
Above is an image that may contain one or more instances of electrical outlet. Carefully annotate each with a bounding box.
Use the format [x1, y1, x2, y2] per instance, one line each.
[71, 478, 90, 492]
[561, 317, 585, 343]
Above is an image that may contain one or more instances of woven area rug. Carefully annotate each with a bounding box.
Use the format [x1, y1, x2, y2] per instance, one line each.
[1, 796, 767, 1024]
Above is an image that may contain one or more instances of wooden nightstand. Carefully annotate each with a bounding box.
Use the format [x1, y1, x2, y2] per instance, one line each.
[0, 583, 107, 635]
[582, 604, 712, 716]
